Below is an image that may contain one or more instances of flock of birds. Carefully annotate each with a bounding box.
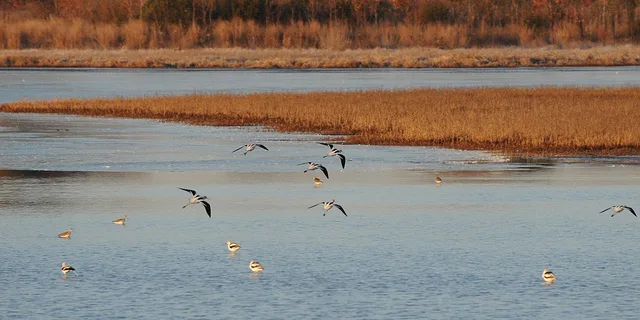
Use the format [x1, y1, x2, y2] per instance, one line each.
[55, 142, 637, 283]
[57, 141, 351, 277]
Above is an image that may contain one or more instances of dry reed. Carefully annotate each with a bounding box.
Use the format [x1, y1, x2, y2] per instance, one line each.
[2, 88, 639, 155]
[1, 18, 638, 51]
[2, 46, 640, 69]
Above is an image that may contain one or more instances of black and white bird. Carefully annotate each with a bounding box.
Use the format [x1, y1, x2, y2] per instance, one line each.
[249, 260, 264, 272]
[542, 269, 556, 283]
[58, 228, 73, 239]
[226, 240, 241, 253]
[232, 143, 269, 156]
[298, 162, 329, 179]
[112, 215, 127, 225]
[61, 262, 78, 276]
[599, 205, 637, 217]
[178, 187, 212, 218]
[308, 199, 347, 217]
[318, 142, 346, 169]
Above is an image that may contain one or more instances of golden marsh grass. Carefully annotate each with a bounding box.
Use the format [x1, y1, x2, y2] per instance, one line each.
[2, 88, 639, 155]
[2, 46, 640, 69]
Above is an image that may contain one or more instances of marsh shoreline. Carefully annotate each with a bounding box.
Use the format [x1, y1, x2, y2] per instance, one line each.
[2, 46, 640, 69]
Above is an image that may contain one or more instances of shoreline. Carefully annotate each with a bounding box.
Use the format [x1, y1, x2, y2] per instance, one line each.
[2, 46, 640, 69]
[2, 88, 639, 156]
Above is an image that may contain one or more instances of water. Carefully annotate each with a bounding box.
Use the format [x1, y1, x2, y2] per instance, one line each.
[2, 67, 640, 102]
[1, 113, 640, 319]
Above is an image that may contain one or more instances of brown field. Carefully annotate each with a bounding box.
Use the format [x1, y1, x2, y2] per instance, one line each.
[2, 88, 639, 155]
[2, 46, 640, 69]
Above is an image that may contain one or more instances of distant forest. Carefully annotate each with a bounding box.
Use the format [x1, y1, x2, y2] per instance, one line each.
[1, 0, 639, 49]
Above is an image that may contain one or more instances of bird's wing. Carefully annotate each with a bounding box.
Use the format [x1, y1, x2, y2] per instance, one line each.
[178, 187, 197, 196]
[308, 202, 323, 209]
[319, 165, 329, 179]
[599, 207, 612, 214]
[201, 201, 212, 218]
[334, 204, 348, 217]
[256, 144, 269, 151]
[337, 154, 346, 169]
[624, 206, 637, 217]
[318, 142, 333, 149]
[232, 145, 246, 153]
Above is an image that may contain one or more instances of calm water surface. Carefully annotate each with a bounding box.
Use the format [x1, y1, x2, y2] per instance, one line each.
[1, 113, 639, 319]
[2, 67, 640, 102]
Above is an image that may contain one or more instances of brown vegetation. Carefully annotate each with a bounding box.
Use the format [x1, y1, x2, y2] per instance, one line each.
[2, 88, 639, 155]
[2, 46, 640, 68]
[0, 17, 639, 51]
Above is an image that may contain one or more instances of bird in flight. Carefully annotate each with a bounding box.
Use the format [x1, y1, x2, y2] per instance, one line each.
[298, 162, 329, 179]
[599, 205, 636, 217]
[232, 143, 269, 155]
[542, 269, 556, 283]
[318, 142, 346, 169]
[308, 199, 347, 217]
[178, 187, 212, 218]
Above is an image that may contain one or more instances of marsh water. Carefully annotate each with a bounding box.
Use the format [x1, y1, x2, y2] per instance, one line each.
[1, 68, 640, 319]
[2, 67, 640, 102]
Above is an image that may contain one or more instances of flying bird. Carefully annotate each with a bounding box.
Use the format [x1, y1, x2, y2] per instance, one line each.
[112, 215, 127, 225]
[318, 142, 346, 169]
[308, 199, 347, 217]
[178, 187, 212, 218]
[542, 269, 556, 283]
[249, 260, 264, 272]
[61, 262, 78, 276]
[226, 240, 241, 253]
[58, 228, 73, 239]
[298, 162, 329, 179]
[599, 205, 637, 217]
[232, 143, 269, 156]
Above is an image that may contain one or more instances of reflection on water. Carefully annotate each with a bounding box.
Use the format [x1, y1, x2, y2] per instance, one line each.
[2, 67, 640, 102]
[1, 113, 640, 319]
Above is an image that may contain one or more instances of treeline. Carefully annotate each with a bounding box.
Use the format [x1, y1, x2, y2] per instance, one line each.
[1, 0, 639, 49]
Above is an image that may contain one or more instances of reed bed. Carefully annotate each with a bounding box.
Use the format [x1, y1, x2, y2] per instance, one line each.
[2, 46, 640, 68]
[0, 18, 637, 51]
[2, 88, 639, 155]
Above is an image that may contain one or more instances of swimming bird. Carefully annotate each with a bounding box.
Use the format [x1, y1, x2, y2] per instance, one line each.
[318, 142, 346, 169]
[298, 162, 329, 179]
[542, 269, 556, 283]
[313, 177, 323, 185]
[435, 176, 442, 184]
[58, 228, 73, 239]
[599, 205, 637, 217]
[61, 262, 78, 276]
[249, 260, 264, 272]
[226, 240, 241, 252]
[112, 215, 127, 225]
[308, 199, 347, 217]
[232, 143, 269, 156]
[178, 187, 212, 218]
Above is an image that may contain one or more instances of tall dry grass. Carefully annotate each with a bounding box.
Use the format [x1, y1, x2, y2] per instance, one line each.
[2, 88, 639, 155]
[1, 18, 638, 51]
